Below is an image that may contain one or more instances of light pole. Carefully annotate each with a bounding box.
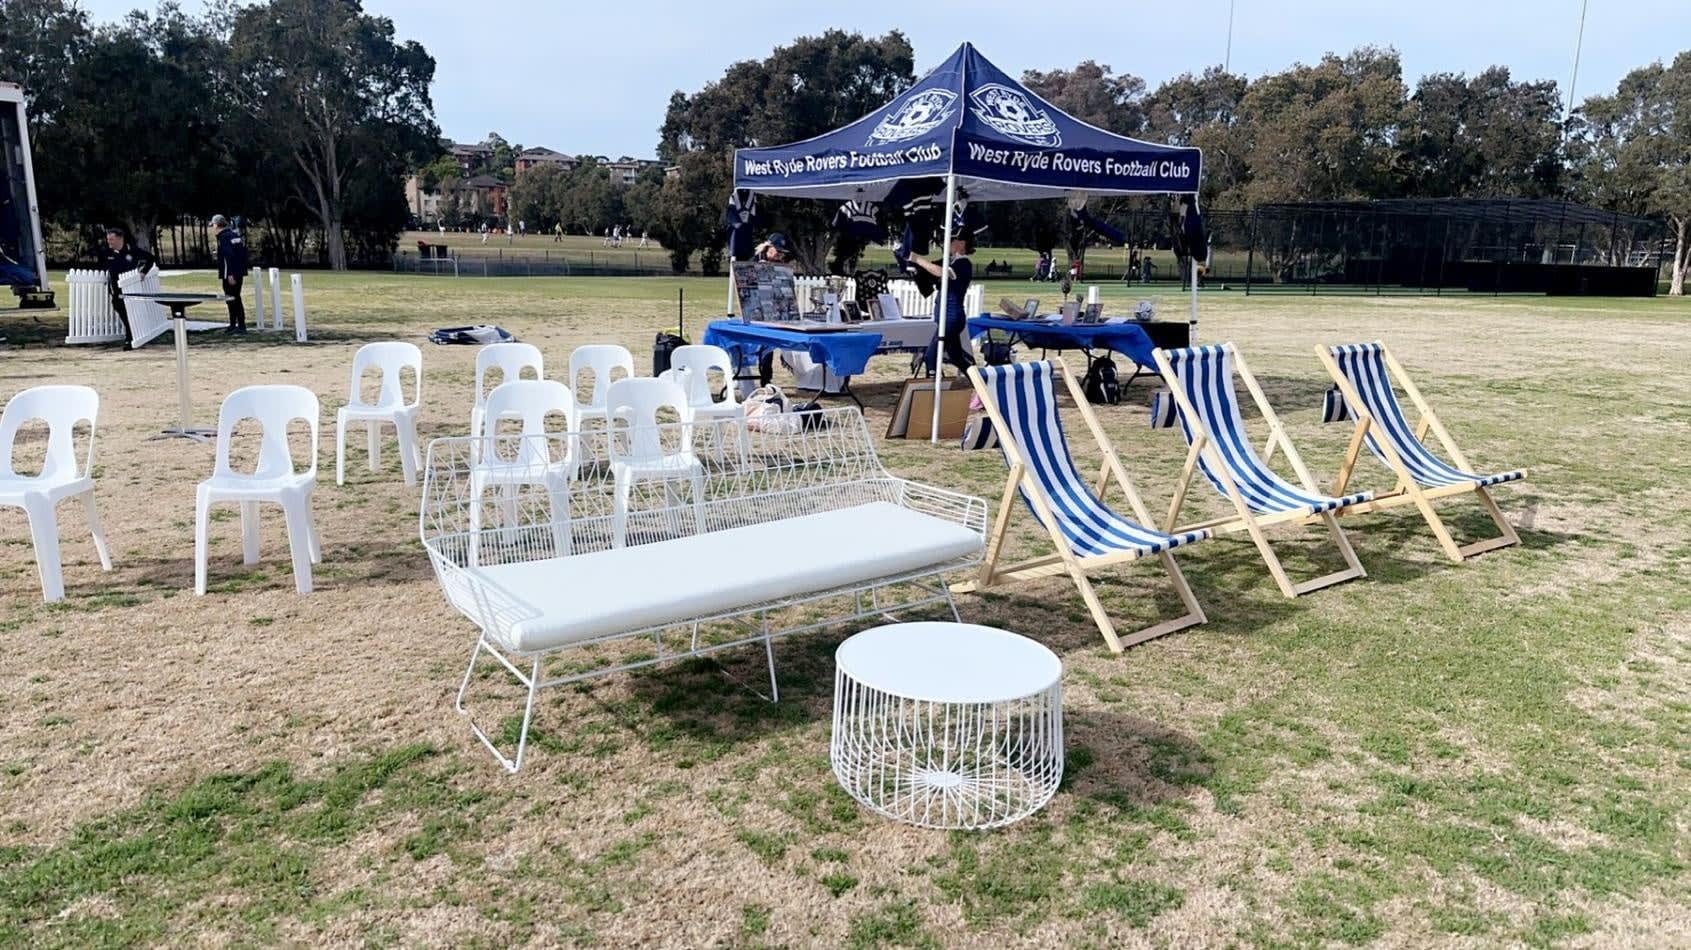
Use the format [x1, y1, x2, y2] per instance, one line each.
[1224, 0, 1236, 72]
[1565, 0, 1589, 120]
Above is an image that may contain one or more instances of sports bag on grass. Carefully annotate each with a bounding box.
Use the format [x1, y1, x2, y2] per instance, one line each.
[1080, 355, 1121, 405]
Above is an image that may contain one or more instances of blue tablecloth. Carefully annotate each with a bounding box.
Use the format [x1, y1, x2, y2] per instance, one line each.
[966, 315, 1157, 370]
[702, 320, 884, 377]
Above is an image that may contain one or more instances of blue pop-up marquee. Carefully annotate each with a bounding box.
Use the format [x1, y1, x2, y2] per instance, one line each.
[731, 43, 1205, 440]
[733, 43, 1201, 201]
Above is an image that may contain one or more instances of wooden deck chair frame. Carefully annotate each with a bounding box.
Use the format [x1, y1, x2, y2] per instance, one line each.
[1152, 344, 1367, 599]
[1314, 343, 1524, 562]
[953, 357, 1206, 653]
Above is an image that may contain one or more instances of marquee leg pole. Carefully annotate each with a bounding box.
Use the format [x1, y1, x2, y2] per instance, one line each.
[1189, 258, 1200, 344]
[932, 174, 957, 444]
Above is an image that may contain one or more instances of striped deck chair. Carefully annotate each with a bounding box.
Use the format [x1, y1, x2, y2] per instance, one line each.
[1153, 343, 1371, 599]
[955, 359, 1208, 653]
[1316, 342, 1526, 561]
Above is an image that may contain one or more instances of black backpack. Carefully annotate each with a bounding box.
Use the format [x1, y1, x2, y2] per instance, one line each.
[1081, 355, 1121, 405]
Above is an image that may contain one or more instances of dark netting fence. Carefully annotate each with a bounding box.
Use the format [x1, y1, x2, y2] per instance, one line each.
[1237, 200, 1669, 296]
[1050, 200, 1668, 296]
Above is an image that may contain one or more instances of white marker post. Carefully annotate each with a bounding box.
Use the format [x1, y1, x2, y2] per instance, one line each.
[252, 275, 267, 329]
[290, 273, 307, 342]
[268, 268, 283, 332]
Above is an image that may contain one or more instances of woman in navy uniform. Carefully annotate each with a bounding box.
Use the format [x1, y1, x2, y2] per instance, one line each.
[212, 214, 249, 334]
[907, 232, 976, 374]
[98, 227, 156, 347]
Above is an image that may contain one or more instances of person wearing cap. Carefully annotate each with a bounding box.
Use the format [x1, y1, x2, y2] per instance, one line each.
[752, 233, 796, 384]
[212, 214, 249, 334]
[98, 227, 156, 347]
[907, 232, 976, 374]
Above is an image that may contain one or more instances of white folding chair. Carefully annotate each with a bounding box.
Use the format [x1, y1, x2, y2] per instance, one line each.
[196, 385, 321, 595]
[0, 385, 113, 602]
[336, 341, 423, 486]
[470, 342, 545, 440]
[569, 344, 635, 426]
[470, 379, 578, 562]
[606, 377, 705, 547]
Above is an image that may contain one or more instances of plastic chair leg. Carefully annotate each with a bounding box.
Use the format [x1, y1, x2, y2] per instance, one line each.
[281, 496, 314, 594]
[194, 488, 211, 595]
[335, 416, 347, 486]
[82, 491, 113, 571]
[23, 494, 64, 602]
[240, 501, 261, 565]
[395, 414, 420, 487]
[612, 474, 631, 548]
[305, 493, 322, 564]
[691, 473, 707, 535]
[366, 422, 381, 473]
[547, 483, 572, 557]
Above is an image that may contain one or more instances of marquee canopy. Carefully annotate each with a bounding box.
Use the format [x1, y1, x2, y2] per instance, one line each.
[732, 43, 1202, 202]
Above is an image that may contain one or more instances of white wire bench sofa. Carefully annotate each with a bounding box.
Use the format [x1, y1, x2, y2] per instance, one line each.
[420, 406, 988, 771]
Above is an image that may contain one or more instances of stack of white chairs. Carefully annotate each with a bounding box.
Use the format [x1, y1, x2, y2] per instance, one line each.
[0, 386, 114, 601]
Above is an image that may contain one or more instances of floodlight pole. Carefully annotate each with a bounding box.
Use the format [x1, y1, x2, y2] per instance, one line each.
[931, 174, 958, 444]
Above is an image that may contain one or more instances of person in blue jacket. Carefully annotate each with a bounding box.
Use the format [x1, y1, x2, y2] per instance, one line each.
[212, 214, 249, 334]
[907, 232, 976, 375]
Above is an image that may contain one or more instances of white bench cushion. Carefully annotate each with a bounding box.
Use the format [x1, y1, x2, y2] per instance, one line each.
[466, 501, 981, 653]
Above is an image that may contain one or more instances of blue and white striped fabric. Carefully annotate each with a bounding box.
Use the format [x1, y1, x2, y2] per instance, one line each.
[977, 361, 1209, 559]
[1329, 343, 1524, 489]
[1160, 344, 1372, 516]
[1149, 389, 1178, 429]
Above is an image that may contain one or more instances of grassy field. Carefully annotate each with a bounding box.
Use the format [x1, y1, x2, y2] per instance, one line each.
[0, 273, 1687, 947]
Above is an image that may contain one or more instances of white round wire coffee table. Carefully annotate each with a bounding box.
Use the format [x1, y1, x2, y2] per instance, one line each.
[831, 622, 1064, 830]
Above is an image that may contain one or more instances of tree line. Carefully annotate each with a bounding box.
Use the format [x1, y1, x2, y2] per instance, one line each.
[655, 32, 1689, 294]
[4, 6, 1685, 292]
[0, 0, 438, 270]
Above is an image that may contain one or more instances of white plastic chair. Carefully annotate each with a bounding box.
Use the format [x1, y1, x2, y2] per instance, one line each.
[470, 342, 545, 439]
[569, 344, 635, 426]
[664, 343, 751, 465]
[606, 377, 705, 547]
[470, 379, 578, 562]
[0, 385, 113, 602]
[196, 385, 321, 595]
[666, 344, 743, 421]
[336, 341, 423, 487]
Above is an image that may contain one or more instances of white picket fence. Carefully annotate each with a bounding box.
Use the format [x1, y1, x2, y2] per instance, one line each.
[65, 269, 122, 345]
[886, 279, 985, 321]
[65, 268, 171, 347]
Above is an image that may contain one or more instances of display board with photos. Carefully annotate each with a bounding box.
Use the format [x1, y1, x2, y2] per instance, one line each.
[732, 261, 800, 323]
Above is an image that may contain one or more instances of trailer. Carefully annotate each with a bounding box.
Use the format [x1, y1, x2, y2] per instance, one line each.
[1, 81, 51, 309]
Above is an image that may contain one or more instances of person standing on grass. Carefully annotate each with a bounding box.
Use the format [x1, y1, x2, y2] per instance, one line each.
[98, 226, 156, 348]
[211, 214, 249, 335]
[907, 232, 976, 375]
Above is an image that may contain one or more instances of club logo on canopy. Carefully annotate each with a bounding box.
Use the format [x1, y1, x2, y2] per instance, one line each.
[969, 84, 1061, 147]
[865, 89, 958, 146]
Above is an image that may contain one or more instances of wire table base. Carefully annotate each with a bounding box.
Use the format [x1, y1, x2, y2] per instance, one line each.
[831, 623, 1063, 830]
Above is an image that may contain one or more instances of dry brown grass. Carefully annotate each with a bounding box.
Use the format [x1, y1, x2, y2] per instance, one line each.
[1, 275, 1687, 947]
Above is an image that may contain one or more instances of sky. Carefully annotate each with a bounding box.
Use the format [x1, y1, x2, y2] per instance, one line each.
[77, 0, 1691, 158]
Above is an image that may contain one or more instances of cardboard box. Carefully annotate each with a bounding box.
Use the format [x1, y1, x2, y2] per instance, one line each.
[888, 378, 971, 440]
